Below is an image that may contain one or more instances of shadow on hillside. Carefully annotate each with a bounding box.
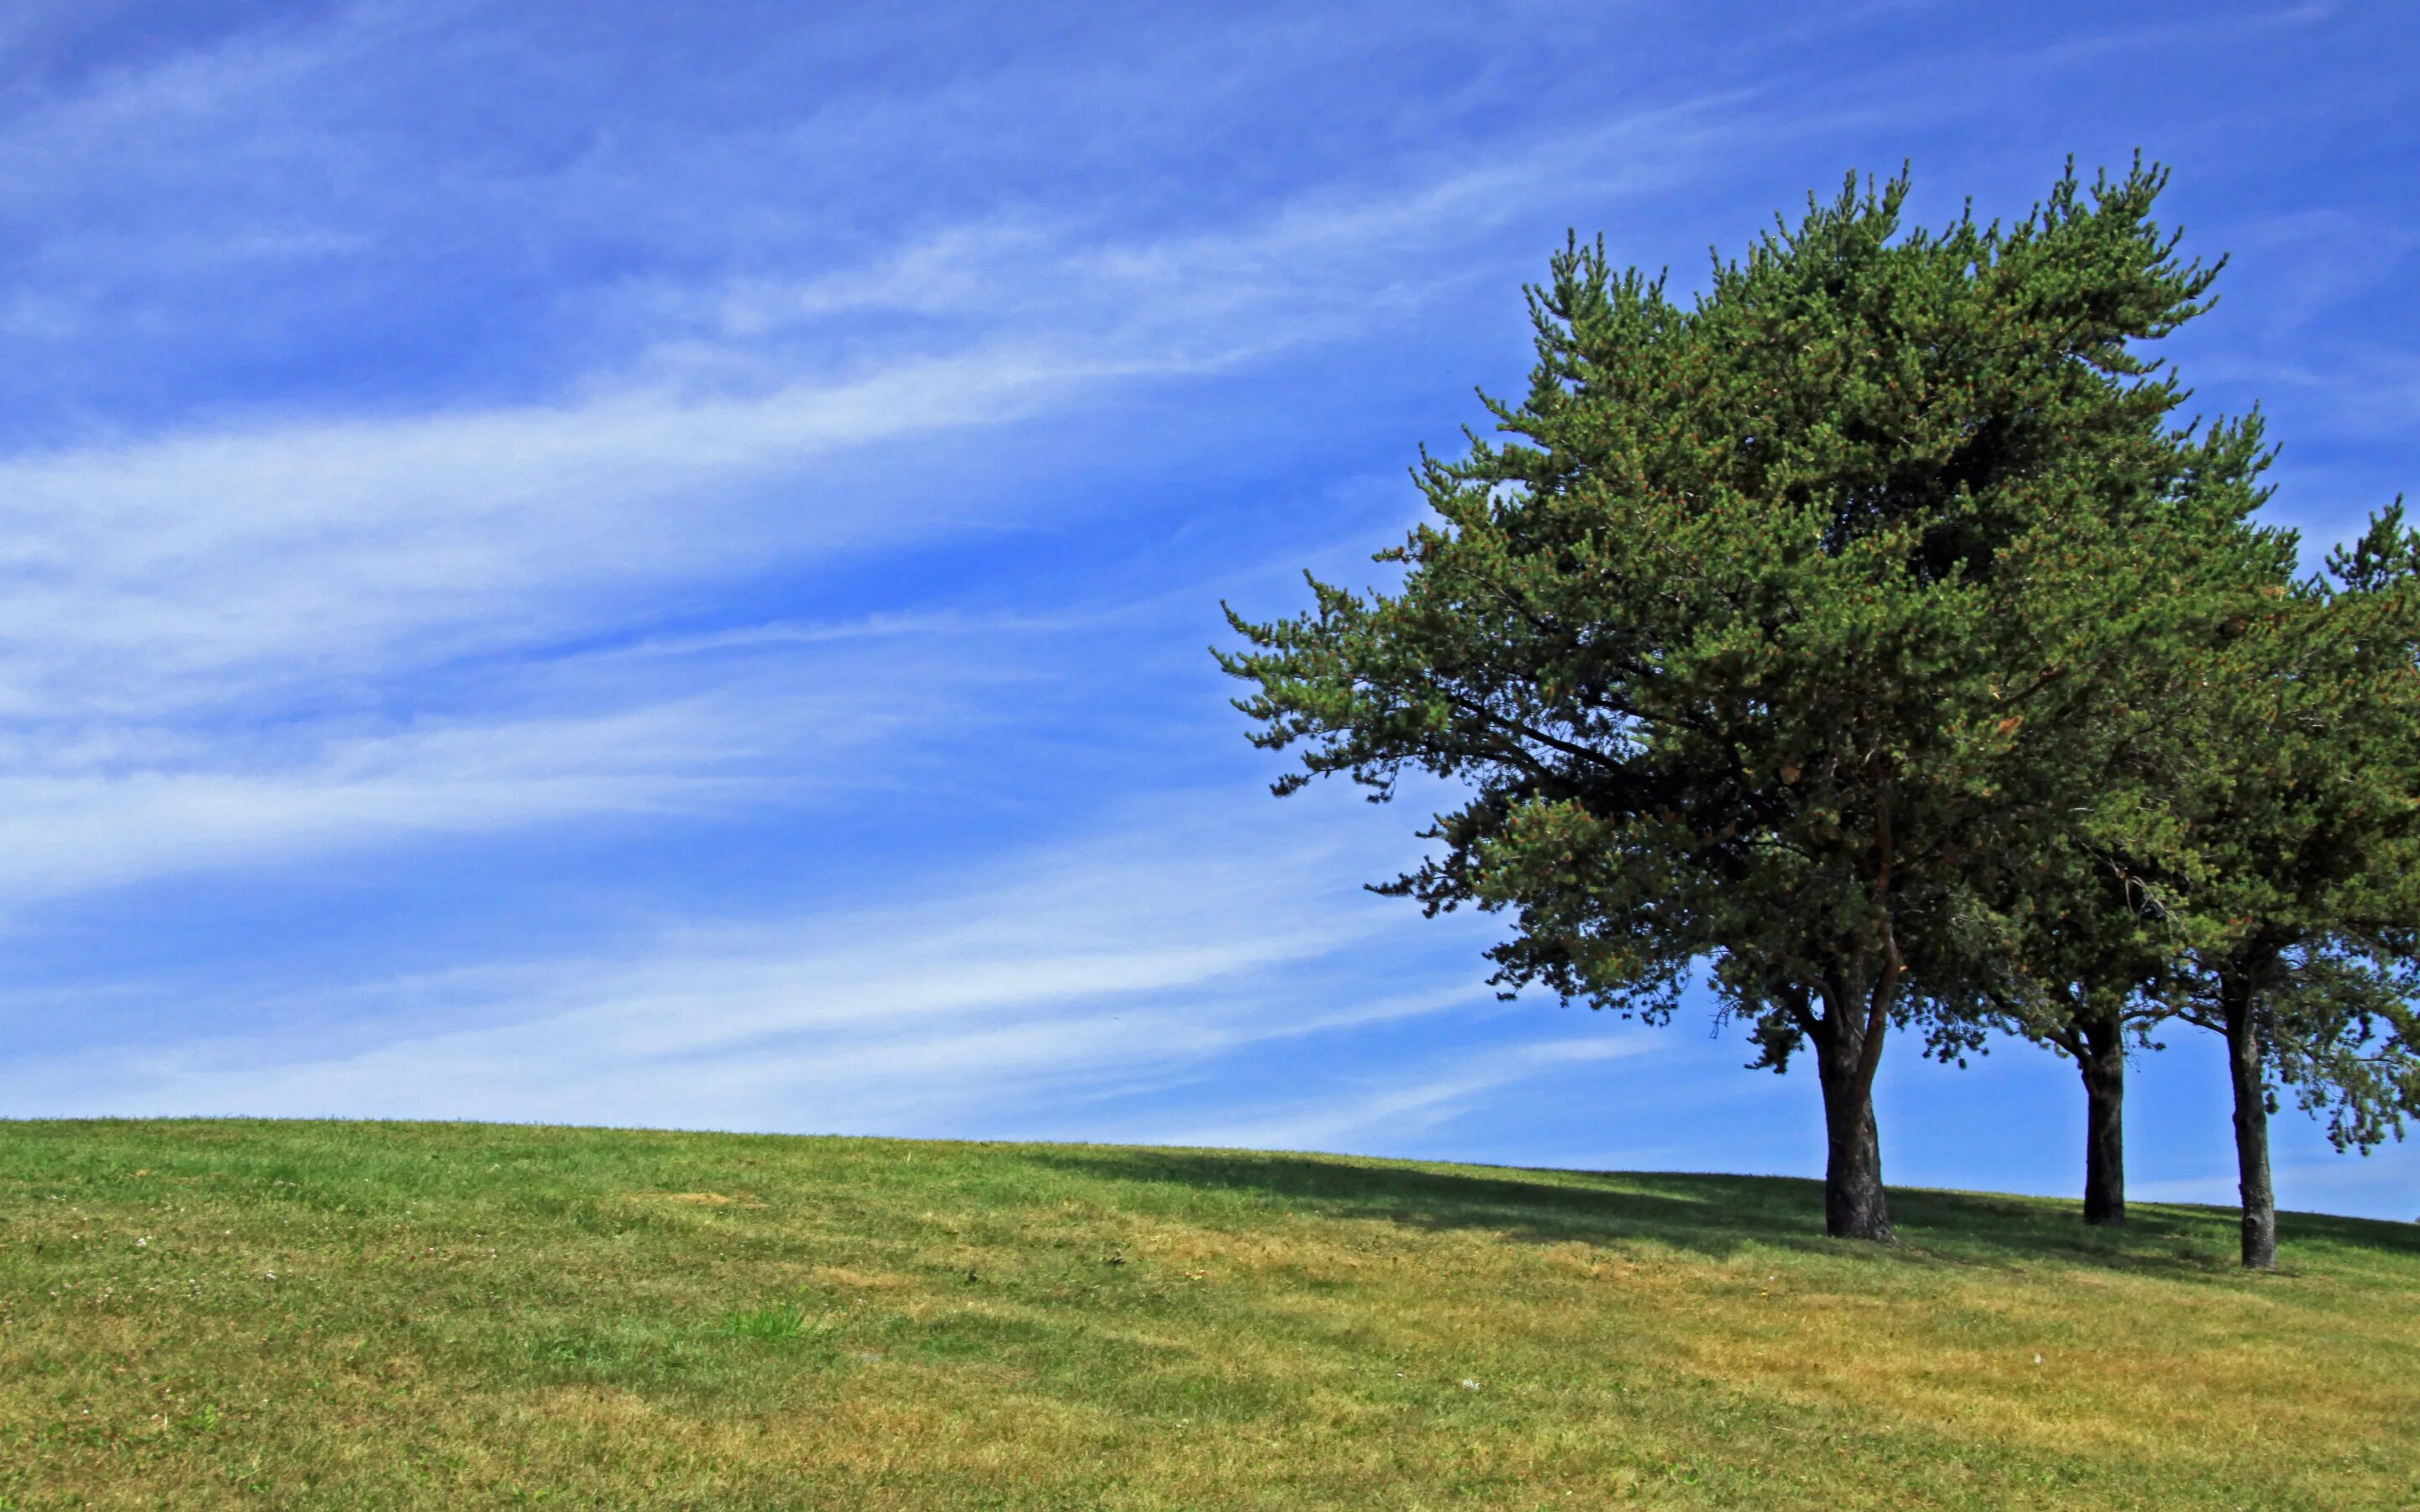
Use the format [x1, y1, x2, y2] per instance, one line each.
[1028, 1148, 2420, 1276]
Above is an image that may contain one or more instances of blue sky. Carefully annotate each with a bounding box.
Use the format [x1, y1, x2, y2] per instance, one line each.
[3, 0, 2415, 1222]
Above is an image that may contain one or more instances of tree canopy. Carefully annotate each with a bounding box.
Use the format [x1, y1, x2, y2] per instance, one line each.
[1221, 161, 2302, 1242]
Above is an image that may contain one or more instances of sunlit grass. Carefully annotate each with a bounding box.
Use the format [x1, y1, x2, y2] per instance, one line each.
[2, 1119, 2412, 1508]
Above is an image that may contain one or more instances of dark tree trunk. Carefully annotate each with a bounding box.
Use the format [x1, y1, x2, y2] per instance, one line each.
[2075, 1008, 2126, 1228]
[2221, 969, 2276, 1269]
[1812, 985, 1893, 1243]
[1819, 1069, 1891, 1241]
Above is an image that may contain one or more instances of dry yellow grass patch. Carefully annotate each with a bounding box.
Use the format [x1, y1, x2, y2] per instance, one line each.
[642, 1189, 768, 1207]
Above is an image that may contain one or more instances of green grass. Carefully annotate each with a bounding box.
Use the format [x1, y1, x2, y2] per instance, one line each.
[2, 1120, 2412, 1509]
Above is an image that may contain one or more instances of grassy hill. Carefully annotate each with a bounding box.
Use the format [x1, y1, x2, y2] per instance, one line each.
[2, 1121, 2412, 1509]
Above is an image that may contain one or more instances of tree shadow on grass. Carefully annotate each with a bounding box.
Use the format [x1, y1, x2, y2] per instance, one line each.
[1025, 1147, 2420, 1278]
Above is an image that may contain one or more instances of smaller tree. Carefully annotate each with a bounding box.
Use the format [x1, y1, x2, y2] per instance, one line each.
[2160, 505, 2420, 1268]
[1984, 856, 2178, 1227]
[1965, 417, 2292, 1229]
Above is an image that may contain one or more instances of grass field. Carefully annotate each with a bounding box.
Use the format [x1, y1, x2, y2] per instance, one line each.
[1, 1120, 2413, 1509]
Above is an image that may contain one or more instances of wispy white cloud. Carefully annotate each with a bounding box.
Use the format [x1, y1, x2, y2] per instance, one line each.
[653, 95, 1737, 365]
[0, 607, 1025, 912]
[1162, 1035, 1659, 1153]
[0, 696, 770, 909]
[0, 89, 1736, 722]
[0, 806, 1491, 1136]
[0, 346, 1110, 721]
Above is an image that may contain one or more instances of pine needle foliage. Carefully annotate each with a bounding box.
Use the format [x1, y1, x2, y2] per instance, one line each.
[1957, 413, 2296, 1233]
[1220, 160, 2269, 1241]
[2154, 502, 2420, 1266]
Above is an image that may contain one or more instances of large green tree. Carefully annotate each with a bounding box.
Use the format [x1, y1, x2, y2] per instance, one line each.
[1222, 163, 2250, 1240]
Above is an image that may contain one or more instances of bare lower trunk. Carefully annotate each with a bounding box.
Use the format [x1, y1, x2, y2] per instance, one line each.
[1814, 1006, 1893, 1243]
[2221, 972, 2276, 1269]
[2076, 1010, 2125, 1228]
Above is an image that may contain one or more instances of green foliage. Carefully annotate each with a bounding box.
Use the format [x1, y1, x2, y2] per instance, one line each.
[1220, 161, 2276, 1234]
[2160, 501, 2420, 1153]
